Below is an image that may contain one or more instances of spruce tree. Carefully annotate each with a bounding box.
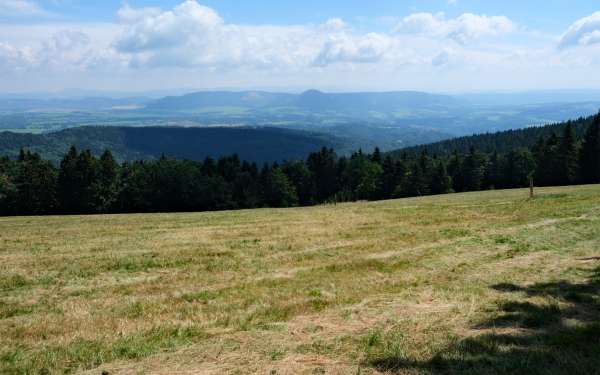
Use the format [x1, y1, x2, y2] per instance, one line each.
[558, 123, 578, 185]
[462, 147, 485, 191]
[263, 167, 298, 207]
[371, 147, 382, 165]
[57, 146, 79, 213]
[14, 151, 57, 215]
[93, 150, 119, 213]
[430, 161, 452, 195]
[579, 114, 600, 184]
[447, 151, 464, 192]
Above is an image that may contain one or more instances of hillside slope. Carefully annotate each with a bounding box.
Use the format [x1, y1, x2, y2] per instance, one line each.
[0, 126, 340, 163]
[393, 114, 596, 156]
[2, 185, 599, 374]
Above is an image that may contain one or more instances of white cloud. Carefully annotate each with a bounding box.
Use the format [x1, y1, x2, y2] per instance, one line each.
[2, 1, 600, 92]
[313, 32, 392, 66]
[0, 0, 47, 16]
[393, 12, 515, 44]
[115, 1, 223, 53]
[559, 11, 600, 49]
[113, 1, 394, 69]
[0, 41, 34, 70]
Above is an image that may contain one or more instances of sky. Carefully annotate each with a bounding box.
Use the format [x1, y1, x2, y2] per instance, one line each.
[1, 0, 600, 93]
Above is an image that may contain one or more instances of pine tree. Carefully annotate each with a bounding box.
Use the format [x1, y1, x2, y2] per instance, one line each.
[263, 167, 298, 207]
[462, 147, 485, 191]
[307, 147, 338, 202]
[371, 147, 382, 165]
[282, 160, 315, 206]
[381, 156, 405, 199]
[14, 151, 57, 215]
[447, 151, 464, 192]
[92, 150, 119, 213]
[74, 150, 98, 213]
[57, 146, 79, 213]
[535, 133, 561, 186]
[579, 114, 600, 184]
[430, 161, 452, 195]
[484, 151, 502, 189]
[504, 149, 536, 188]
[558, 123, 578, 185]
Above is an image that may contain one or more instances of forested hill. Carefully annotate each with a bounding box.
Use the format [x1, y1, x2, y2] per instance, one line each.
[0, 126, 339, 164]
[392, 114, 596, 156]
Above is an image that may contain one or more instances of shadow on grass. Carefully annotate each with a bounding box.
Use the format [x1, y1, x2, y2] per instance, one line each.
[368, 264, 600, 374]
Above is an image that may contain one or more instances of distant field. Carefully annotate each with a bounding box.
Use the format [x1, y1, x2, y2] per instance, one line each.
[1, 186, 599, 374]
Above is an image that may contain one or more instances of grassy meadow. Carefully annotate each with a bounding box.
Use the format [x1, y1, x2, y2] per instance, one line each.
[1, 185, 599, 374]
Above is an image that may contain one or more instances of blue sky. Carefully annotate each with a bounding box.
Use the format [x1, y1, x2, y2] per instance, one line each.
[1, 0, 600, 92]
[24, 1, 600, 31]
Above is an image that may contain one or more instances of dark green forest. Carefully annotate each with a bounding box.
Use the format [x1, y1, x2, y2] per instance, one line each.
[0, 126, 339, 164]
[396, 115, 595, 156]
[1, 113, 599, 216]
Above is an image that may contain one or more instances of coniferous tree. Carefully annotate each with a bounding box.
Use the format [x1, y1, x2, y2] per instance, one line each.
[558, 123, 579, 185]
[74, 150, 98, 213]
[504, 149, 536, 188]
[263, 167, 298, 207]
[462, 147, 486, 191]
[484, 151, 503, 189]
[579, 114, 600, 184]
[381, 156, 405, 199]
[233, 161, 262, 208]
[0, 156, 17, 215]
[430, 161, 452, 195]
[447, 151, 464, 192]
[282, 160, 314, 206]
[398, 160, 428, 197]
[307, 147, 338, 202]
[13, 151, 57, 215]
[371, 147, 382, 165]
[57, 145, 79, 213]
[344, 152, 383, 200]
[535, 133, 561, 186]
[92, 149, 119, 213]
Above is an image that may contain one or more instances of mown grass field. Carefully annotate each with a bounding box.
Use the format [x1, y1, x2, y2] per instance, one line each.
[1, 186, 599, 374]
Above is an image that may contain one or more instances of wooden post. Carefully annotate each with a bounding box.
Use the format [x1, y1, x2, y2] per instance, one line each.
[529, 177, 534, 199]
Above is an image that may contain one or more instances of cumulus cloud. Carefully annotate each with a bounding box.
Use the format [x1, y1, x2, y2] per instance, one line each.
[394, 12, 515, 44]
[313, 32, 392, 66]
[115, 1, 307, 68]
[5, 0, 596, 92]
[0, 41, 34, 70]
[115, 1, 223, 53]
[559, 12, 600, 49]
[113, 1, 393, 69]
[0, 28, 125, 74]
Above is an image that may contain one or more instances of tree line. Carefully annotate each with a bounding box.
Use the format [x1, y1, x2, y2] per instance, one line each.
[395, 115, 595, 156]
[1, 114, 599, 216]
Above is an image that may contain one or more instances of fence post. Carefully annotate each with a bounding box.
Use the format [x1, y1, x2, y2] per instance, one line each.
[529, 177, 534, 199]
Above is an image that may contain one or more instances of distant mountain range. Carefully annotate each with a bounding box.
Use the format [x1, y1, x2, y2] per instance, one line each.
[146, 90, 462, 112]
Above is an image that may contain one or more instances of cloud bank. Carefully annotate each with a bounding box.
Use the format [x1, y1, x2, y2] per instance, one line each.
[0, 1, 599, 91]
[393, 12, 515, 44]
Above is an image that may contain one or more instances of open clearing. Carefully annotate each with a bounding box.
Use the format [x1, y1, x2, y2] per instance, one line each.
[1, 186, 599, 374]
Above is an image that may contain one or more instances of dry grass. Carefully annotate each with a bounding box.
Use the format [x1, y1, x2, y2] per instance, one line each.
[1, 186, 599, 374]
